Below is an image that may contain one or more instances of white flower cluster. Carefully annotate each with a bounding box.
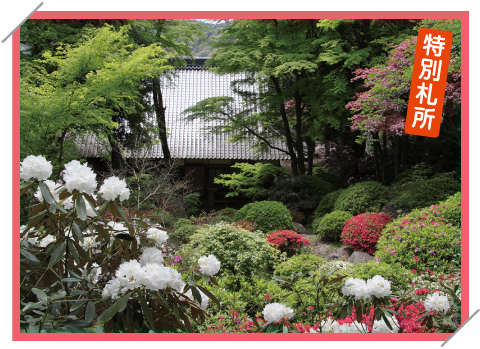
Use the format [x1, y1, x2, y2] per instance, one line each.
[99, 176, 130, 202]
[317, 260, 354, 275]
[80, 236, 100, 251]
[424, 291, 451, 314]
[139, 247, 164, 266]
[107, 221, 127, 235]
[83, 263, 102, 284]
[342, 275, 392, 300]
[146, 227, 169, 246]
[262, 303, 295, 324]
[39, 235, 56, 248]
[198, 255, 221, 276]
[102, 247, 185, 299]
[20, 155, 52, 182]
[62, 160, 97, 195]
[371, 317, 400, 333]
[34, 180, 60, 203]
[181, 288, 209, 310]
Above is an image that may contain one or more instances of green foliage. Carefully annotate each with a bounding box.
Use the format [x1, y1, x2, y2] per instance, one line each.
[234, 201, 294, 233]
[274, 254, 326, 279]
[334, 181, 388, 215]
[313, 189, 344, 219]
[209, 215, 235, 225]
[184, 223, 285, 278]
[170, 218, 200, 245]
[312, 168, 344, 190]
[214, 162, 287, 199]
[316, 211, 353, 241]
[395, 162, 433, 184]
[440, 192, 462, 228]
[215, 207, 237, 216]
[375, 205, 462, 274]
[264, 175, 335, 212]
[150, 210, 176, 229]
[392, 176, 461, 211]
[183, 192, 202, 216]
[350, 261, 414, 293]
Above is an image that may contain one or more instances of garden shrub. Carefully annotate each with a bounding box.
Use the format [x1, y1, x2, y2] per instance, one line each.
[290, 210, 306, 223]
[231, 221, 256, 232]
[235, 200, 294, 233]
[350, 260, 414, 293]
[274, 254, 326, 279]
[312, 168, 344, 190]
[184, 192, 202, 215]
[210, 215, 235, 225]
[311, 217, 323, 232]
[267, 230, 310, 257]
[439, 191, 461, 228]
[341, 213, 393, 254]
[263, 175, 335, 212]
[170, 218, 201, 245]
[316, 210, 353, 241]
[151, 210, 176, 229]
[375, 205, 462, 274]
[334, 181, 388, 216]
[316, 260, 354, 276]
[215, 207, 237, 217]
[313, 189, 344, 219]
[184, 223, 285, 277]
[393, 176, 461, 211]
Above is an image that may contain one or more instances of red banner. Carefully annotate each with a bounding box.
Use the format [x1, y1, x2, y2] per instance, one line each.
[405, 28, 453, 138]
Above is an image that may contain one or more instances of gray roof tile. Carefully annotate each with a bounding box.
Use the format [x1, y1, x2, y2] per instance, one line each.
[77, 66, 290, 160]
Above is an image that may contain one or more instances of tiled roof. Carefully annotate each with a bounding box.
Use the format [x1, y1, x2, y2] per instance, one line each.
[77, 64, 290, 161]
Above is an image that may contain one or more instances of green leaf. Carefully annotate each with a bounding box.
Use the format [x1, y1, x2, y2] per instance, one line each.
[136, 289, 154, 330]
[70, 299, 88, 312]
[114, 233, 134, 241]
[62, 278, 81, 283]
[191, 286, 203, 305]
[31, 288, 48, 302]
[49, 242, 66, 267]
[72, 222, 84, 243]
[115, 201, 130, 224]
[85, 301, 95, 322]
[97, 292, 130, 325]
[171, 302, 181, 322]
[38, 181, 54, 204]
[20, 182, 34, 196]
[76, 195, 87, 221]
[197, 285, 220, 307]
[20, 249, 40, 266]
[68, 240, 80, 266]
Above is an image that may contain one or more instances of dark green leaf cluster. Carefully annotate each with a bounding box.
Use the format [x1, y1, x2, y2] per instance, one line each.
[334, 181, 388, 216]
[316, 210, 353, 241]
[234, 201, 294, 233]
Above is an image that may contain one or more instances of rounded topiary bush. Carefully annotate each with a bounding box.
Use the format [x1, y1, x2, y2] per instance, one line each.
[266, 230, 310, 257]
[210, 215, 235, 225]
[316, 210, 353, 241]
[341, 213, 393, 254]
[350, 260, 414, 293]
[393, 176, 461, 211]
[236, 200, 294, 233]
[274, 254, 326, 279]
[313, 189, 344, 219]
[375, 204, 462, 274]
[184, 223, 284, 277]
[334, 181, 388, 216]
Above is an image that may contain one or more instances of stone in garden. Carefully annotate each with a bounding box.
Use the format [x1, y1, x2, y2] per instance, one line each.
[326, 246, 354, 261]
[380, 202, 409, 219]
[348, 251, 374, 264]
[293, 222, 308, 235]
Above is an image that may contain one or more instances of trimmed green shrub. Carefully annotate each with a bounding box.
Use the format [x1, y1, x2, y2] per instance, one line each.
[316, 210, 353, 241]
[334, 181, 388, 216]
[274, 254, 326, 279]
[393, 176, 461, 211]
[375, 205, 462, 274]
[350, 260, 414, 293]
[341, 213, 393, 254]
[311, 217, 323, 232]
[263, 175, 335, 212]
[184, 192, 201, 215]
[184, 223, 285, 277]
[170, 218, 200, 244]
[235, 201, 294, 233]
[313, 189, 344, 219]
[210, 215, 235, 225]
[439, 191, 461, 228]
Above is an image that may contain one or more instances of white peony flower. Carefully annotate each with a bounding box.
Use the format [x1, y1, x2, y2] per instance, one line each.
[62, 196, 73, 210]
[99, 176, 130, 202]
[115, 260, 145, 290]
[20, 155, 52, 182]
[424, 291, 451, 314]
[62, 160, 97, 195]
[262, 303, 295, 324]
[198, 254, 221, 276]
[102, 278, 122, 299]
[107, 221, 127, 235]
[139, 247, 164, 266]
[146, 227, 168, 246]
[366, 275, 392, 298]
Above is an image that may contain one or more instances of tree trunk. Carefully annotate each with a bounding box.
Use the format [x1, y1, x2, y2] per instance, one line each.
[108, 134, 125, 170]
[394, 135, 400, 179]
[152, 77, 171, 160]
[305, 136, 315, 176]
[373, 133, 382, 183]
[294, 91, 306, 176]
[382, 131, 387, 184]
